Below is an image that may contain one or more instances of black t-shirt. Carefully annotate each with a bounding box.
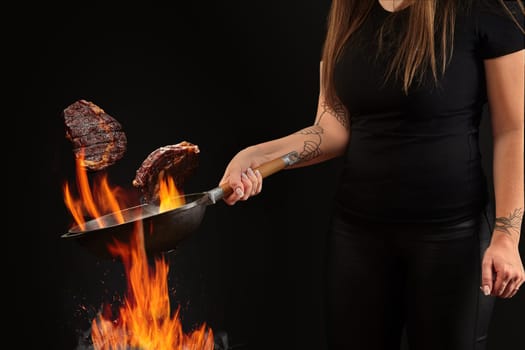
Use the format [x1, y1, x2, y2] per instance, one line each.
[333, 1, 524, 224]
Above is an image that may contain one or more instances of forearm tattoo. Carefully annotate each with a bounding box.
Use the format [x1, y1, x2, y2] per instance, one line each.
[316, 101, 349, 130]
[291, 102, 347, 164]
[495, 208, 523, 236]
[294, 125, 323, 162]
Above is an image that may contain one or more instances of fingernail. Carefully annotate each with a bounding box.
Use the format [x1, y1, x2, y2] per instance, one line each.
[255, 169, 261, 176]
[235, 187, 244, 197]
[481, 285, 491, 296]
[241, 173, 248, 179]
[247, 168, 255, 176]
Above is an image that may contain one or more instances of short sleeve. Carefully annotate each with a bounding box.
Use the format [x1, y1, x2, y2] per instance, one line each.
[477, 3, 524, 59]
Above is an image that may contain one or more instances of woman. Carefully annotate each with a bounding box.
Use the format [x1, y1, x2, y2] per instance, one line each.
[219, 0, 524, 348]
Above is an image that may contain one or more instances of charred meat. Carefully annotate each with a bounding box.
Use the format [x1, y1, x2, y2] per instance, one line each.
[133, 141, 200, 203]
[63, 99, 127, 171]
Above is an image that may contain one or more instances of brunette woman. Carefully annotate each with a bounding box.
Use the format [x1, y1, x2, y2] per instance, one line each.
[219, 0, 524, 348]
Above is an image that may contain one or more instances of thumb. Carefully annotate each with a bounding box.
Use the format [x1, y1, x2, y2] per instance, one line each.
[229, 177, 244, 198]
[221, 170, 244, 198]
[481, 253, 494, 296]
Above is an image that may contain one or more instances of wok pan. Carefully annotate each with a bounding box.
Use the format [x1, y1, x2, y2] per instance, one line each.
[61, 152, 300, 259]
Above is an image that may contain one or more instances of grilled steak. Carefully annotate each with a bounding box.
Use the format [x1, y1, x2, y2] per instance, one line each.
[63, 99, 127, 171]
[133, 141, 200, 203]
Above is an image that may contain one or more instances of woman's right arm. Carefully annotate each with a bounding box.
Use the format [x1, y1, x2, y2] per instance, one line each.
[220, 62, 350, 205]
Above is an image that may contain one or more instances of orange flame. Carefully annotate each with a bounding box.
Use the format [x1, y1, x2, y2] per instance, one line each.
[63, 151, 186, 231]
[91, 220, 214, 349]
[63, 152, 130, 230]
[159, 175, 185, 213]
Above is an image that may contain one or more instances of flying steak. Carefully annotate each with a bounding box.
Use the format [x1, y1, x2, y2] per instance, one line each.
[132, 141, 200, 203]
[63, 99, 127, 171]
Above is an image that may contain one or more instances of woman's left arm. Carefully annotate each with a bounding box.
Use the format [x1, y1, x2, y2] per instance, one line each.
[481, 49, 525, 299]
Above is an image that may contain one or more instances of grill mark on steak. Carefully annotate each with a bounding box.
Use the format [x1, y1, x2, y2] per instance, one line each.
[69, 131, 125, 149]
[133, 141, 200, 203]
[63, 99, 127, 171]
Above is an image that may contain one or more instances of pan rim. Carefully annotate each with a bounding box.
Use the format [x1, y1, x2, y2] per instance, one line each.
[61, 192, 209, 238]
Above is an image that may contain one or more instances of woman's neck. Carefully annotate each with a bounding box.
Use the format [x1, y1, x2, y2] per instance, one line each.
[378, 0, 410, 13]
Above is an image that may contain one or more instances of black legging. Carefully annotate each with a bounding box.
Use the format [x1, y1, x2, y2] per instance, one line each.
[324, 205, 495, 350]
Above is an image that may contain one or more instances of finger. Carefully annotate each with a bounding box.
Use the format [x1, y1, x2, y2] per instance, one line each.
[514, 281, 523, 296]
[505, 278, 524, 298]
[493, 267, 511, 297]
[246, 168, 259, 195]
[240, 172, 253, 200]
[254, 169, 263, 193]
[509, 287, 520, 298]
[223, 185, 244, 206]
[223, 169, 245, 205]
[500, 277, 519, 298]
[505, 279, 521, 299]
[480, 256, 494, 296]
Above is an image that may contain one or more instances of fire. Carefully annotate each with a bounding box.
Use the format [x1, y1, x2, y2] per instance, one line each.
[63, 152, 185, 231]
[63, 152, 132, 230]
[91, 221, 214, 349]
[159, 175, 185, 213]
[63, 149, 213, 349]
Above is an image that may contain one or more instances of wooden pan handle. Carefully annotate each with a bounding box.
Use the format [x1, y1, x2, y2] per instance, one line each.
[218, 151, 300, 198]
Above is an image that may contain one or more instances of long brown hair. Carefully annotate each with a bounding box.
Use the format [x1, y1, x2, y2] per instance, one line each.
[321, 0, 525, 109]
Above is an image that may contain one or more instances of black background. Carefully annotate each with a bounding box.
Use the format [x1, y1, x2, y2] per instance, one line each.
[34, 1, 524, 349]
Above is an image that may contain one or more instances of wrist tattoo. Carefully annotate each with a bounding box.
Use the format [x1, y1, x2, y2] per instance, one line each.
[294, 125, 323, 162]
[495, 208, 523, 236]
[316, 101, 349, 130]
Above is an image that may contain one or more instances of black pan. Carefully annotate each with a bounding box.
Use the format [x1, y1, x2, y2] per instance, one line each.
[61, 152, 299, 259]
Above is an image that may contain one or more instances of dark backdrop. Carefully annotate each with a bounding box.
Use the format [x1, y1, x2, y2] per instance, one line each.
[34, 1, 524, 349]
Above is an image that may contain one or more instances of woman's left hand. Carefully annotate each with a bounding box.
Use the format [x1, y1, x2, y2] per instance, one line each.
[481, 232, 525, 298]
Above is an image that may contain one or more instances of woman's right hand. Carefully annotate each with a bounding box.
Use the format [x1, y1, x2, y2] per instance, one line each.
[219, 146, 266, 205]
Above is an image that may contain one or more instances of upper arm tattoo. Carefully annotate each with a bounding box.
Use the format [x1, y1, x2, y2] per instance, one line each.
[316, 101, 349, 130]
[495, 208, 523, 237]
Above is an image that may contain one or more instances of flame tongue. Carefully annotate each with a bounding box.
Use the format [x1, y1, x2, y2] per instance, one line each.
[158, 174, 185, 213]
[91, 221, 214, 349]
[63, 152, 131, 231]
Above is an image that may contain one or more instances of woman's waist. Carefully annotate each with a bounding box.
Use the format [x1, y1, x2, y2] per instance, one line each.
[333, 184, 488, 228]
